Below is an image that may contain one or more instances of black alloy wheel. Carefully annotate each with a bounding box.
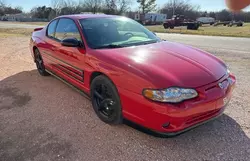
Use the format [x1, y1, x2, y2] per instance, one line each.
[91, 75, 122, 124]
[34, 49, 50, 76]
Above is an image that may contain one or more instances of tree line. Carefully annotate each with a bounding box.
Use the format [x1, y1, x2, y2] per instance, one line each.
[0, 0, 22, 16]
[1, 0, 250, 22]
[30, 0, 132, 20]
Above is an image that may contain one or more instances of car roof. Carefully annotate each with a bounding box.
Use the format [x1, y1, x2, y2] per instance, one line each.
[57, 14, 122, 20]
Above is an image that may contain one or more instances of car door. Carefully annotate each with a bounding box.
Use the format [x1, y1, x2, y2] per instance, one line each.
[40, 19, 59, 70]
[49, 18, 87, 90]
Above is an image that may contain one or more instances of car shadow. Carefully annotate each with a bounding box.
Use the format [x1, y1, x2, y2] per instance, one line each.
[123, 108, 250, 160]
[1, 70, 249, 160]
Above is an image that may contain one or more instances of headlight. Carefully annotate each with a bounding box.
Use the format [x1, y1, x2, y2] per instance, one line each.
[227, 68, 230, 75]
[226, 64, 231, 75]
[143, 87, 198, 103]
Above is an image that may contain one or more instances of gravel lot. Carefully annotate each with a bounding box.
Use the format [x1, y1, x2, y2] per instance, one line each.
[0, 35, 250, 161]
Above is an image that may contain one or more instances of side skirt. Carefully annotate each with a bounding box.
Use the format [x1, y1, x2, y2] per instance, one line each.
[45, 69, 90, 100]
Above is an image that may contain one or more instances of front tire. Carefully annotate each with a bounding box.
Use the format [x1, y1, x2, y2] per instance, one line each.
[163, 24, 169, 29]
[91, 75, 123, 124]
[34, 48, 50, 76]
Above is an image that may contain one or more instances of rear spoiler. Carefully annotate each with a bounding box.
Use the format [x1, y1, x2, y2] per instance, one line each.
[34, 27, 44, 32]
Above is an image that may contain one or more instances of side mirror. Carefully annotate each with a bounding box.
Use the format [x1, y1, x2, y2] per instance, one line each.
[152, 32, 156, 35]
[61, 38, 80, 47]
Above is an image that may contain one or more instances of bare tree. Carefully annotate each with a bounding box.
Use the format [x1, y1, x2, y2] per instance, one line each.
[104, 0, 117, 14]
[216, 9, 232, 21]
[0, 0, 5, 16]
[137, 0, 157, 14]
[117, 0, 131, 15]
[62, 0, 79, 8]
[51, 0, 82, 15]
[103, 0, 130, 14]
[0, 0, 5, 10]
[51, 0, 65, 15]
[83, 0, 103, 14]
[160, 0, 200, 19]
[0, 0, 5, 6]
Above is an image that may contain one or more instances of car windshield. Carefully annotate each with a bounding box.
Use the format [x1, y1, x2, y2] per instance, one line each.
[80, 17, 161, 49]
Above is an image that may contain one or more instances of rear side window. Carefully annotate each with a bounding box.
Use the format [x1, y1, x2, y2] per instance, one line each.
[47, 19, 58, 38]
[55, 18, 81, 42]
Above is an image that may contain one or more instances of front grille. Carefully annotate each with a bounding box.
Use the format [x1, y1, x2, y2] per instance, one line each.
[186, 109, 220, 125]
[205, 85, 217, 91]
[204, 76, 229, 92]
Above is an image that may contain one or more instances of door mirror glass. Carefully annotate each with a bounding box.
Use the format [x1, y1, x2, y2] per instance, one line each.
[61, 38, 80, 47]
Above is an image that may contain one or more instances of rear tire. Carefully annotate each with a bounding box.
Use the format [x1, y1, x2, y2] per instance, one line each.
[170, 26, 174, 29]
[91, 75, 123, 124]
[187, 24, 193, 30]
[34, 48, 50, 76]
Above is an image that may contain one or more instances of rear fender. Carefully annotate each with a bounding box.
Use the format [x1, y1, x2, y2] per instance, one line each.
[29, 38, 36, 62]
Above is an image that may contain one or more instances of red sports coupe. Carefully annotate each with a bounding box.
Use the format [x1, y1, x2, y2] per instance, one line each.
[30, 14, 236, 136]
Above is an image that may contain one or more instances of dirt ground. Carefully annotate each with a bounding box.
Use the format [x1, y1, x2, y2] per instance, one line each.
[0, 36, 250, 161]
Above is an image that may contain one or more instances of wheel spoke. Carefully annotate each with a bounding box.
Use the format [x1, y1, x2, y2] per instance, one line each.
[101, 84, 106, 93]
[94, 90, 104, 100]
[92, 81, 119, 120]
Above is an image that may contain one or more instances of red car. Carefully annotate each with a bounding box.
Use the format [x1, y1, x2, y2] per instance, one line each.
[30, 14, 236, 136]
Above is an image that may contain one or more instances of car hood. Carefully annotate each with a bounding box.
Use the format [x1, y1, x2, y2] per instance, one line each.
[97, 41, 227, 88]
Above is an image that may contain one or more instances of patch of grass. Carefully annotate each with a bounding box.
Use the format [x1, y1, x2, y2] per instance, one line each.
[1, 22, 250, 38]
[0, 28, 34, 37]
[147, 23, 250, 38]
[3, 21, 48, 26]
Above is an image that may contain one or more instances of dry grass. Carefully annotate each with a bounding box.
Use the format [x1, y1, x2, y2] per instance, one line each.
[0, 22, 250, 38]
[147, 23, 250, 38]
[0, 28, 34, 37]
[2, 21, 48, 26]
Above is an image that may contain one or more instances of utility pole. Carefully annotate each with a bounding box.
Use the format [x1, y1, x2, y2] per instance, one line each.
[172, 0, 176, 17]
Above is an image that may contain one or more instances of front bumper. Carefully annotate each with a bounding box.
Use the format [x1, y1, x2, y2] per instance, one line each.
[150, 107, 225, 137]
[118, 74, 236, 136]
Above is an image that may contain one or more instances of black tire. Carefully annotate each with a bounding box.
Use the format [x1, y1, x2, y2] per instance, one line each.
[170, 25, 174, 29]
[163, 23, 169, 29]
[237, 23, 243, 27]
[91, 75, 123, 124]
[34, 48, 50, 76]
[187, 24, 193, 30]
[194, 24, 199, 30]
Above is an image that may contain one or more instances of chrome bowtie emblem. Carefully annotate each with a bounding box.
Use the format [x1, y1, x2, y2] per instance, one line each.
[219, 83, 224, 89]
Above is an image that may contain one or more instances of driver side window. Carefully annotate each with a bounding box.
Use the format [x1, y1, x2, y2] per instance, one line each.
[55, 18, 82, 42]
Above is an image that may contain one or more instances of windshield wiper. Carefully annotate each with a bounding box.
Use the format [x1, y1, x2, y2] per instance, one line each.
[142, 40, 159, 45]
[121, 40, 159, 47]
[94, 44, 125, 49]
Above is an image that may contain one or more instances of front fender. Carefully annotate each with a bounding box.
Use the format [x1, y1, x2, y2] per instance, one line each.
[85, 53, 154, 94]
